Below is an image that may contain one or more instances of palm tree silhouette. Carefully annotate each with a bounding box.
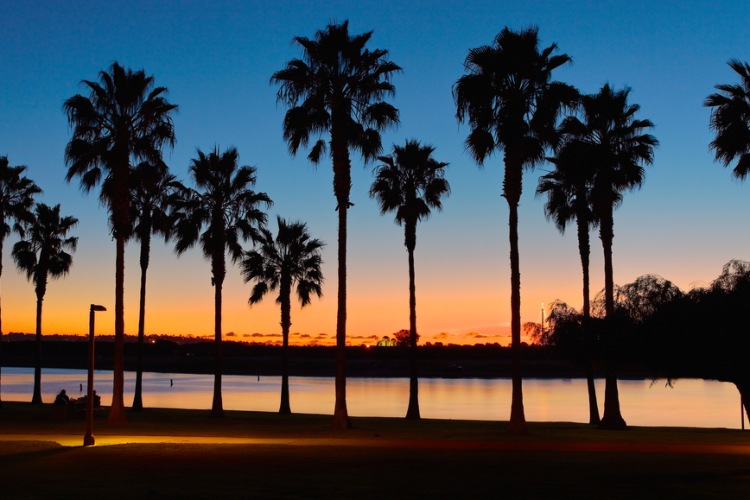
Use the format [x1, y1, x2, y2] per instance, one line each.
[370, 140, 450, 419]
[170, 147, 272, 417]
[64, 62, 177, 424]
[126, 161, 175, 411]
[538, 137, 601, 424]
[454, 26, 576, 433]
[574, 84, 657, 429]
[12, 203, 77, 404]
[706, 59, 750, 178]
[0, 157, 40, 407]
[272, 20, 400, 428]
[242, 216, 324, 414]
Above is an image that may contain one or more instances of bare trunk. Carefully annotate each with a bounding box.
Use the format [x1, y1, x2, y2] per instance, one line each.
[504, 151, 527, 434]
[576, 213, 599, 425]
[279, 280, 291, 415]
[31, 291, 43, 404]
[132, 233, 150, 411]
[107, 233, 127, 424]
[0, 237, 3, 407]
[331, 113, 351, 429]
[211, 246, 225, 418]
[599, 209, 626, 429]
[108, 148, 129, 425]
[405, 224, 420, 419]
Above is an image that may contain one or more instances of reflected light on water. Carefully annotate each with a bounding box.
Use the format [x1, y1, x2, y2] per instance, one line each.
[2, 368, 744, 429]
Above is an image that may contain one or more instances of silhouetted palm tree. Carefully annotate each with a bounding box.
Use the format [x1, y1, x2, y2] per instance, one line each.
[272, 20, 400, 428]
[64, 62, 177, 424]
[706, 59, 750, 178]
[242, 216, 324, 414]
[574, 84, 657, 429]
[170, 147, 272, 417]
[454, 26, 575, 433]
[370, 140, 449, 420]
[538, 137, 601, 424]
[12, 203, 77, 404]
[0, 157, 40, 407]
[127, 161, 175, 411]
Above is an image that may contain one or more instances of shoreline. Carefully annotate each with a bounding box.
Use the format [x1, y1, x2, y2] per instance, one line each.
[2, 339, 659, 380]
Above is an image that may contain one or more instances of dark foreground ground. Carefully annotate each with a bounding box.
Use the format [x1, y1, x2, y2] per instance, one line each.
[2, 403, 750, 498]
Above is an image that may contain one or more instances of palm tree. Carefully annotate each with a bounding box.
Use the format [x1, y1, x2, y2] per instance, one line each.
[706, 59, 750, 178]
[12, 203, 77, 404]
[170, 147, 272, 417]
[454, 26, 576, 433]
[573, 84, 658, 429]
[64, 62, 177, 424]
[272, 20, 400, 428]
[241, 216, 324, 414]
[127, 161, 175, 411]
[370, 140, 449, 419]
[537, 137, 601, 424]
[0, 159, 41, 406]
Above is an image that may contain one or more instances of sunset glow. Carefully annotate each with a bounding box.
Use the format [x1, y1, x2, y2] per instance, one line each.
[3, 1, 750, 347]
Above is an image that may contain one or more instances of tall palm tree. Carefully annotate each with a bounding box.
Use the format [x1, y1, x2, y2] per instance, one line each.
[0, 159, 41, 407]
[537, 137, 601, 424]
[242, 216, 324, 414]
[572, 84, 657, 429]
[127, 161, 175, 411]
[64, 62, 177, 424]
[272, 20, 400, 428]
[370, 140, 450, 420]
[706, 59, 750, 178]
[12, 203, 77, 404]
[454, 26, 576, 433]
[170, 147, 272, 417]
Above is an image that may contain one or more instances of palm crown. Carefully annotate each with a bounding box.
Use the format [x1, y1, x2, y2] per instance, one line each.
[705, 59, 750, 179]
[271, 20, 401, 169]
[171, 147, 272, 267]
[64, 62, 177, 237]
[12, 204, 78, 294]
[0, 157, 41, 242]
[370, 140, 450, 248]
[454, 26, 576, 171]
[243, 216, 324, 308]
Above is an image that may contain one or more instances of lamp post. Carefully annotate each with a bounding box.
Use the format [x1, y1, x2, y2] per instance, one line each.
[84, 304, 106, 447]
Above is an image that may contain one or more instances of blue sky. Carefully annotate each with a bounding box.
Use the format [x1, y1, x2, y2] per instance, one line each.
[2, 0, 750, 343]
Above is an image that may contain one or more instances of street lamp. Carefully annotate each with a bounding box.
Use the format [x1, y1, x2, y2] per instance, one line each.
[83, 304, 107, 447]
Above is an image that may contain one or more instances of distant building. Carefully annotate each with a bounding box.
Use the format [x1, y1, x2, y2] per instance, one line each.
[376, 336, 396, 347]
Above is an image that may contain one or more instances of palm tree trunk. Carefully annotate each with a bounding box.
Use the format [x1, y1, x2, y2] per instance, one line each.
[735, 380, 750, 426]
[0, 238, 5, 407]
[331, 115, 351, 429]
[132, 234, 151, 411]
[31, 292, 43, 404]
[405, 226, 420, 420]
[211, 245, 225, 418]
[332, 200, 350, 428]
[279, 282, 291, 415]
[108, 233, 127, 424]
[599, 211, 626, 429]
[504, 153, 527, 434]
[576, 215, 599, 425]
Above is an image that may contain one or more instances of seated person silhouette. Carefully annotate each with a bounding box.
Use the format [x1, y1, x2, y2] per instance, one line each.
[54, 389, 69, 405]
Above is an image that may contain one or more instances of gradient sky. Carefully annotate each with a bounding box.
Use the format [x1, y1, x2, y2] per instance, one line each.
[2, 0, 750, 346]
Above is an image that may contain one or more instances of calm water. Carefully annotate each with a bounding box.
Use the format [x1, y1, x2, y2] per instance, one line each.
[2, 367, 744, 429]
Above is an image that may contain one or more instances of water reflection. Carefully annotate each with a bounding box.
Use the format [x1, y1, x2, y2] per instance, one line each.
[2, 367, 743, 429]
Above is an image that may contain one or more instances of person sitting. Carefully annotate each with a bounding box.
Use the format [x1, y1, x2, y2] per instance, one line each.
[54, 389, 69, 406]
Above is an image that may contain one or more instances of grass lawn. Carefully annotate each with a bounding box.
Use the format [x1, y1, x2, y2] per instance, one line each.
[2, 402, 750, 498]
